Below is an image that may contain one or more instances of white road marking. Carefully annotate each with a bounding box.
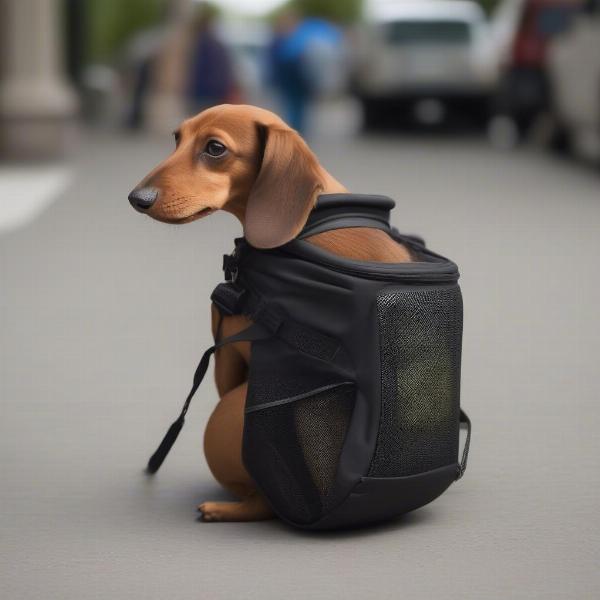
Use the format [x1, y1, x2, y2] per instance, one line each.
[0, 165, 73, 234]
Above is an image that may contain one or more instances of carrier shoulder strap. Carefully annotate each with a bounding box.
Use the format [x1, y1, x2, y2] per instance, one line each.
[212, 280, 343, 364]
[146, 322, 270, 474]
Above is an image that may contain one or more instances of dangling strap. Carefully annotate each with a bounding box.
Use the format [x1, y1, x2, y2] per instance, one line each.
[455, 409, 472, 480]
[146, 322, 270, 474]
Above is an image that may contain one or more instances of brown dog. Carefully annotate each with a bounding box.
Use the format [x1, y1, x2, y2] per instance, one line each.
[129, 104, 412, 522]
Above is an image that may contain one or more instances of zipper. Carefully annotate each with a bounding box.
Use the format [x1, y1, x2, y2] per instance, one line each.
[279, 247, 458, 284]
[231, 241, 458, 285]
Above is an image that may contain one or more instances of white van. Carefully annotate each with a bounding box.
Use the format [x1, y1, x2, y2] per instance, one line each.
[351, 0, 495, 126]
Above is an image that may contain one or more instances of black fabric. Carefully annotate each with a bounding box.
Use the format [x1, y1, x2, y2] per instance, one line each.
[231, 195, 468, 528]
[211, 282, 246, 316]
[146, 193, 470, 530]
[310, 464, 459, 530]
[299, 194, 395, 238]
[246, 337, 351, 410]
[243, 382, 355, 524]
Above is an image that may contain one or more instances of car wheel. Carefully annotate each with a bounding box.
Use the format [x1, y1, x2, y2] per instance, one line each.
[547, 121, 571, 155]
[361, 98, 384, 130]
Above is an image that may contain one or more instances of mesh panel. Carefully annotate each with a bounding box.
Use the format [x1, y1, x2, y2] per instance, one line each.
[369, 286, 462, 477]
[245, 338, 345, 411]
[244, 384, 354, 524]
[278, 321, 340, 362]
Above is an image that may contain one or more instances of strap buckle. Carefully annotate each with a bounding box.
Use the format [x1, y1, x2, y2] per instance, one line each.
[222, 252, 238, 282]
[252, 302, 283, 334]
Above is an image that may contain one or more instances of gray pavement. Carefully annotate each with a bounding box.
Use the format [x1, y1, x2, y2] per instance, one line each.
[1, 128, 599, 599]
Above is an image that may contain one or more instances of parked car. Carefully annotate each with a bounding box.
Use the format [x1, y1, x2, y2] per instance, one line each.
[547, 0, 600, 160]
[493, 0, 582, 137]
[351, 0, 495, 127]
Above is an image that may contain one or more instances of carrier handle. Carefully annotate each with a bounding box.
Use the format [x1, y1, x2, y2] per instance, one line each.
[146, 322, 271, 474]
[456, 409, 471, 480]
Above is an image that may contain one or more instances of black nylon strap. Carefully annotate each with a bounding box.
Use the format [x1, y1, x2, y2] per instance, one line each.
[243, 291, 341, 362]
[211, 281, 246, 316]
[455, 409, 471, 480]
[146, 322, 270, 474]
[213, 277, 341, 361]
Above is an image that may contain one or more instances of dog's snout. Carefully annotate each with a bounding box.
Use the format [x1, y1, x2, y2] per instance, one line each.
[128, 186, 158, 211]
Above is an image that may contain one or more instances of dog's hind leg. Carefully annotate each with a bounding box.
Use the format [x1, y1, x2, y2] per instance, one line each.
[202, 381, 275, 522]
[198, 492, 273, 522]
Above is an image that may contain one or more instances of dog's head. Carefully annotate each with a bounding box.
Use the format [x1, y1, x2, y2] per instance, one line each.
[128, 104, 324, 248]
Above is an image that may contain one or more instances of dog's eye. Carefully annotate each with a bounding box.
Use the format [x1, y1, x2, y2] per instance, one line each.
[173, 131, 181, 146]
[205, 140, 227, 157]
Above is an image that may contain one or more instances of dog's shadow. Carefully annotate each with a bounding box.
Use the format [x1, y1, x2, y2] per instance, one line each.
[280, 508, 434, 540]
[139, 470, 436, 539]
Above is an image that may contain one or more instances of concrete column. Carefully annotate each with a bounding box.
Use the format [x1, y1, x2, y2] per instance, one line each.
[145, 0, 194, 133]
[0, 0, 78, 159]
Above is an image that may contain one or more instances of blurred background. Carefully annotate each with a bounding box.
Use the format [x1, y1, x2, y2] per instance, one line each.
[1, 0, 600, 158]
[1, 1, 600, 599]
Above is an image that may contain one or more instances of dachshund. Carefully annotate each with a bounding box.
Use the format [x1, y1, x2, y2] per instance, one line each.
[129, 104, 412, 522]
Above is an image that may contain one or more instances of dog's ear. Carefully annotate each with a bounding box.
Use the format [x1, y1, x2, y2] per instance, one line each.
[244, 124, 322, 249]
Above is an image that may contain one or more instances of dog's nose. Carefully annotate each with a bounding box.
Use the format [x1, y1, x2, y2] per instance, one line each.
[128, 187, 158, 211]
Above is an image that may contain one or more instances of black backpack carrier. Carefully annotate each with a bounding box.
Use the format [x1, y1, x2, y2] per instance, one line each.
[147, 194, 471, 530]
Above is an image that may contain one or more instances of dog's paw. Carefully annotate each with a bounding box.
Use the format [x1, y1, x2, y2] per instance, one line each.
[197, 501, 225, 522]
[197, 496, 274, 522]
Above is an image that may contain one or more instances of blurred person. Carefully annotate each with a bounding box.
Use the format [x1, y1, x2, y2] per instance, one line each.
[493, 0, 583, 142]
[187, 3, 237, 113]
[268, 10, 344, 134]
[268, 10, 309, 133]
[120, 0, 191, 132]
[121, 27, 166, 129]
[545, 0, 600, 160]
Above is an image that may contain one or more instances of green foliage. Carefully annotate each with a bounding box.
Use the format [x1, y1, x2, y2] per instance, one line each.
[292, 0, 363, 23]
[287, 0, 499, 22]
[87, 0, 165, 63]
[478, 0, 501, 15]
